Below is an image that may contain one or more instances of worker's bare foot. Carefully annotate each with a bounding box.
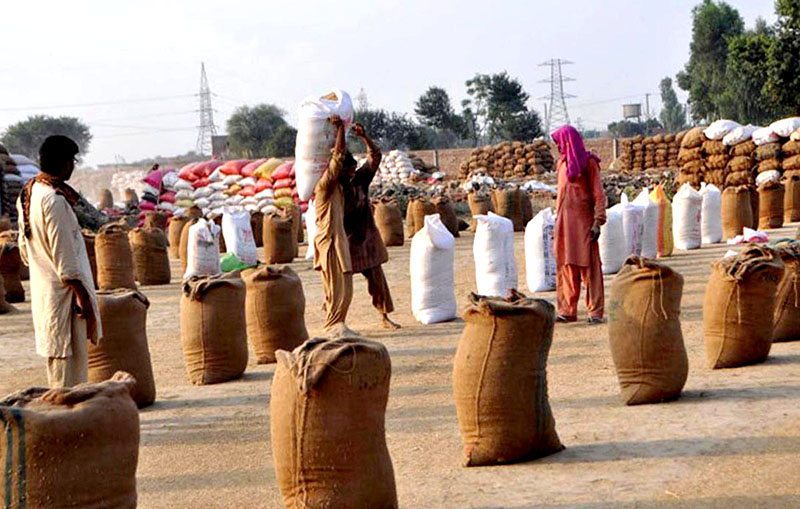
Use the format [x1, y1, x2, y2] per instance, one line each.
[382, 315, 401, 330]
[326, 323, 359, 339]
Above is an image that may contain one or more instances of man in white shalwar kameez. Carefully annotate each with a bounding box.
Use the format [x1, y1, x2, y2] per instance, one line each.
[16, 135, 101, 388]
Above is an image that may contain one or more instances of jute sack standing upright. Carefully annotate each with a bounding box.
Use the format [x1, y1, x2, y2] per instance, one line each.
[783, 170, 800, 222]
[263, 212, 296, 264]
[0, 238, 24, 302]
[168, 216, 190, 258]
[608, 257, 688, 405]
[143, 211, 168, 230]
[772, 240, 800, 343]
[271, 337, 398, 508]
[242, 266, 309, 364]
[468, 192, 494, 232]
[82, 231, 98, 288]
[95, 224, 137, 290]
[406, 197, 436, 238]
[250, 211, 264, 248]
[704, 246, 785, 368]
[493, 188, 525, 231]
[179, 217, 200, 274]
[757, 180, 785, 230]
[89, 289, 156, 407]
[433, 196, 460, 238]
[0, 274, 16, 314]
[453, 291, 563, 466]
[373, 198, 404, 247]
[129, 227, 171, 285]
[0, 372, 139, 509]
[180, 273, 248, 384]
[721, 185, 753, 240]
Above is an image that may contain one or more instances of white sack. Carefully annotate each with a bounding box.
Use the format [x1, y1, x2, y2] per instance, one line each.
[753, 127, 780, 146]
[221, 209, 258, 266]
[704, 119, 741, 140]
[184, 219, 221, 279]
[305, 199, 317, 261]
[755, 170, 781, 187]
[525, 207, 556, 292]
[722, 124, 759, 146]
[672, 183, 703, 250]
[769, 117, 800, 138]
[632, 188, 659, 259]
[474, 212, 517, 297]
[599, 206, 626, 274]
[700, 183, 722, 245]
[410, 214, 456, 324]
[294, 88, 353, 201]
[619, 194, 644, 257]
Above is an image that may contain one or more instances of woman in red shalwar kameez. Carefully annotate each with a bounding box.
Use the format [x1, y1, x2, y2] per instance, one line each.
[552, 125, 607, 324]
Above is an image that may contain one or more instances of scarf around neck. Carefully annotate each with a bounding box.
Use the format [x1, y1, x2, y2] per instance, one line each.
[21, 173, 82, 239]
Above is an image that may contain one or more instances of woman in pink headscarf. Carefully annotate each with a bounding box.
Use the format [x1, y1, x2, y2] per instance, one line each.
[551, 125, 607, 324]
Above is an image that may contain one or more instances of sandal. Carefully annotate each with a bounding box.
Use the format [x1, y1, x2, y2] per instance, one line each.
[556, 315, 576, 323]
[587, 316, 606, 325]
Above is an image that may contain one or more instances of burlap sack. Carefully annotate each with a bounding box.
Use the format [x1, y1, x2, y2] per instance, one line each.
[263, 212, 296, 264]
[782, 154, 800, 172]
[407, 198, 436, 238]
[453, 291, 564, 466]
[703, 246, 785, 368]
[705, 154, 729, 170]
[179, 218, 200, 274]
[758, 159, 781, 173]
[493, 189, 525, 231]
[433, 196, 459, 238]
[95, 224, 136, 290]
[271, 337, 397, 508]
[678, 147, 703, 165]
[608, 257, 688, 405]
[0, 274, 15, 314]
[758, 181, 785, 230]
[468, 192, 494, 231]
[784, 170, 800, 222]
[681, 160, 705, 174]
[82, 231, 98, 289]
[702, 139, 726, 155]
[756, 143, 781, 161]
[731, 140, 756, 157]
[124, 188, 139, 206]
[374, 199, 404, 247]
[180, 274, 248, 384]
[168, 216, 190, 258]
[242, 266, 308, 364]
[89, 290, 155, 407]
[250, 211, 264, 248]
[129, 227, 171, 285]
[772, 241, 800, 343]
[98, 188, 114, 209]
[782, 140, 800, 156]
[142, 211, 168, 230]
[681, 127, 706, 149]
[724, 170, 753, 187]
[675, 172, 702, 189]
[0, 238, 24, 303]
[0, 372, 139, 508]
[721, 186, 753, 240]
[727, 155, 755, 173]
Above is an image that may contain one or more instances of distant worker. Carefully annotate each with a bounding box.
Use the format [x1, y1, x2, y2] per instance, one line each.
[314, 115, 354, 337]
[552, 125, 607, 324]
[17, 135, 101, 387]
[341, 122, 401, 330]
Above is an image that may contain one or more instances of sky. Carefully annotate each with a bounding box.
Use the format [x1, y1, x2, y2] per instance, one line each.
[0, 0, 777, 168]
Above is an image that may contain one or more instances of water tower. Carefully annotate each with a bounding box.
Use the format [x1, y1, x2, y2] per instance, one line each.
[623, 103, 642, 123]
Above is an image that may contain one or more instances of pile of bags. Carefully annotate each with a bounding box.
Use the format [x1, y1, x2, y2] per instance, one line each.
[1, 155, 39, 224]
[372, 150, 418, 186]
[110, 169, 148, 208]
[459, 140, 555, 180]
[617, 134, 679, 172]
[675, 127, 707, 189]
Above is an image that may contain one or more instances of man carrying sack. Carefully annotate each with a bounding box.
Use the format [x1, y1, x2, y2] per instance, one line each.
[17, 135, 101, 387]
[314, 115, 355, 337]
[341, 122, 400, 330]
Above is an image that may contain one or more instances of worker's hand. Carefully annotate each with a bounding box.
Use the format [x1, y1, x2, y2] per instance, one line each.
[589, 225, 601, 242]
[351, 123, 366, 138]
[330, 115, 343, 128]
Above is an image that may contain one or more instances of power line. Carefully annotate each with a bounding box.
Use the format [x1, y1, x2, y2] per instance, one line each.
[94, 126, 197, 139]
[0, 94, 196, 112]
[88, 110, 199, 122]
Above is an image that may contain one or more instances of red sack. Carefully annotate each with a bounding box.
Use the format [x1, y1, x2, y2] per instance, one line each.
[238, 186, 256, 197]
[178, 163, 199, 182]
[255, 178, 272, 192]
[160, 191, 176, 203]
[291, 188, 299, 198]
[139, 201, 156, 211]
[204, 160, 222, 176]
[273, 178, 292, 189]
[241, 159, 265, 178]
[271, 163, 292, 181]
[289, 163, 296, 177]
[300, 202, 309, 213]
[192, 178, 209, 189]
[219, 159, 247, 176]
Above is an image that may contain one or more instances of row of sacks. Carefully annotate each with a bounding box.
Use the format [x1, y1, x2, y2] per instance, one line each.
[466, 188, 537, 233]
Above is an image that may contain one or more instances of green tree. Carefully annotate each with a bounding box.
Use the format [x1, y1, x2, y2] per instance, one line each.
[1, 115, 92, 161]
[676, 0, 744, 121]
[226, 104, 291, 157]
[659, 77, 687, 132]
[264, 124, 297, 158]
[464, 72, 543, 142]
[724, 25, 780, 124]
[415, 86, 456, 130]
[607, 119, 663, 138]
[766, 0, 800, 115]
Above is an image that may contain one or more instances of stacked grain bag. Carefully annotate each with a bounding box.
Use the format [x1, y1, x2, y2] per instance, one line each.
[617, 135, 679, 172]
[675, 127, 707, 189]
[459, 140, 554, 180]
[1, 155, 39, 224]
[772, 118, 800, 224]
[699, 120, 739, 188]
[373, 150, 417, 186]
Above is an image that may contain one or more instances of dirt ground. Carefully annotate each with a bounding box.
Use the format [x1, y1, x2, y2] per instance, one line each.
[2, 225, 800, 509]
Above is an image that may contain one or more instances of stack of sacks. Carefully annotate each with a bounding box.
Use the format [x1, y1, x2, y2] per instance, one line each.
[777, 121, 800, 211]
[459, 140, 554, 179]
[110, 169, 147, 207]
[700, 120, 740, 187]
[2, 155, 39, 223]
[270, 161, 296, 211]
[373, 150, 417, 186]
[723, 125, 758, 188]
[676, 127, 707, 189]
[139, 167, 179, 219]
[617, 135, 680, 172]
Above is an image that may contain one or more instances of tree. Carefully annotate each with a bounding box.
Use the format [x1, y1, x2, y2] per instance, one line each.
[724, 26, 780, 124]
[766, 0, 800, 115]
[1, 115, 92, 161]
[463, 72, 543, 142]
[226, 104, 292, 157]
[676, 0, 744, 122]
[415, 86, 456, 130]
[607, 119, 663, 138]
[264, 124, 297, 158]
[659, 77, 687, 132]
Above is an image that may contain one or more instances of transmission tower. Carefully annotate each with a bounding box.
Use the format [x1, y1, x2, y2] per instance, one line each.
[539, 59, 575, 135]
[196, 62, 217, 156]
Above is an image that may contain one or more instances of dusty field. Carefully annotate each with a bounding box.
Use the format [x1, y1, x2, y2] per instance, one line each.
[2, 225, 800, 509]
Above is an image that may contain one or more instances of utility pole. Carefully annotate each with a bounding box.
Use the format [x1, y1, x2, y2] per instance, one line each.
[539, 59, 576, 136]
[196, 62, 217, 156]
[645, 93, 651, 120]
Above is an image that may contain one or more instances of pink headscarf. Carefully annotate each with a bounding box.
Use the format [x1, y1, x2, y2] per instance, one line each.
[551, 125, 600, 181]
